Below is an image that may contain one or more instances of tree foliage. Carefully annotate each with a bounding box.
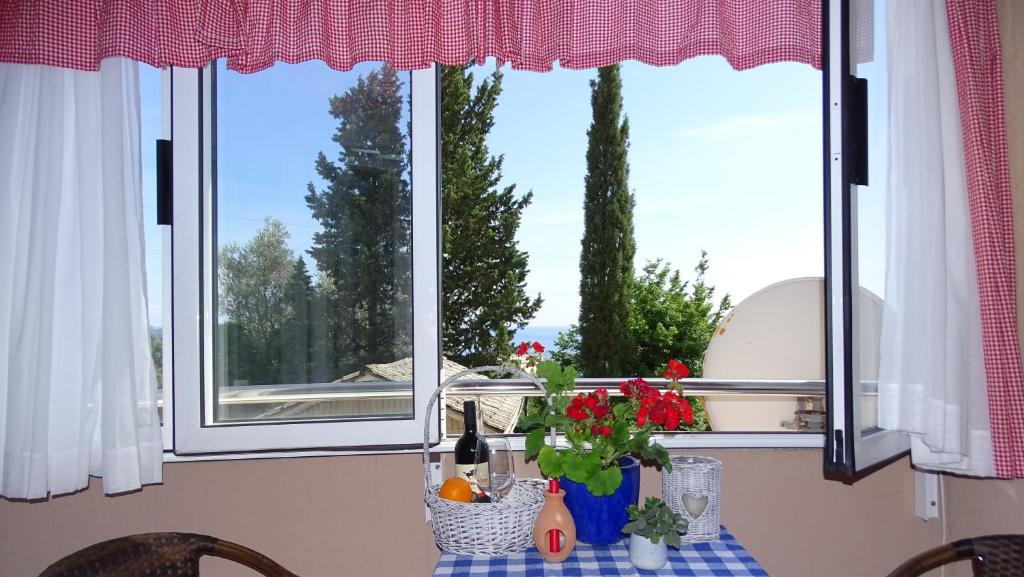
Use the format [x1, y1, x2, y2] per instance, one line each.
[306, 65, 412, 376]
[626, 254, 731, 378]
[551, 255, 730, 432]
[440, 65, 542, 366]
[578, 64, 635, 377]
[218, 218, 296, 383]
[218, 218, 295, 347]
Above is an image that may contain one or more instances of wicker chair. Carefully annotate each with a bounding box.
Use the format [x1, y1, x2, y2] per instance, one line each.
[39, 532, 299, 577]
[886, 535, 1024, 577]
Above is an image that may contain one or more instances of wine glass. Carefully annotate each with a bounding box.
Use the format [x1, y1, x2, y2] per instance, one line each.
[477, 436, 515, 502]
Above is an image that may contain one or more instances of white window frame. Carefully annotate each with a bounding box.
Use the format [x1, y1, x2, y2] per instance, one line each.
[169, 64, 440, 454]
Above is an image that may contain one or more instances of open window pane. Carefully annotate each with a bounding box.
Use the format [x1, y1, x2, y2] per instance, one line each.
[824, 0, 909, 480]
[209, 61, 414, 423]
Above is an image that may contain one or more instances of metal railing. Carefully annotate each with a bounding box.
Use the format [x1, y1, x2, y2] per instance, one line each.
[444, 377, 825, 397]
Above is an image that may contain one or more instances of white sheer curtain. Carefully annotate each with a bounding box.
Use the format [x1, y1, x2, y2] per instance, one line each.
[0, 57, 163, 499]
[877, 0, 993, 476]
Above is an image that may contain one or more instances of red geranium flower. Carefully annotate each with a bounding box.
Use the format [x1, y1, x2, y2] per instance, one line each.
[664, 406, 681, 430]
[532, 341, 545, 353]
[516, 341, 529, 356]
[636, 407, 648, 427]
[663, 359, 689, 381]
[592, 404, 609, 419]
[567, 405, 588, 422]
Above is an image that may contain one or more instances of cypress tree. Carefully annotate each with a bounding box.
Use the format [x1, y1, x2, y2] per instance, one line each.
[440, 65, 542, 366]
[279, 257, 314, 384]
[578, 64, 635, 376]
[306, 66, 412, 376]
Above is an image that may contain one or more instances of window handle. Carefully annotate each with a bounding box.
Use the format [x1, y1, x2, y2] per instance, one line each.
[157, 139, 172, 225]
[848, 76, 868, 186]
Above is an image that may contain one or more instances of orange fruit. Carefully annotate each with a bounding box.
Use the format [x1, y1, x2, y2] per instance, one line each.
[438, 477, 473, 503]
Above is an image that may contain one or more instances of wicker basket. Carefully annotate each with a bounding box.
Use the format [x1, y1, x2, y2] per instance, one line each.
[423, 366, 546, 555]
[661, 455, 721, 542]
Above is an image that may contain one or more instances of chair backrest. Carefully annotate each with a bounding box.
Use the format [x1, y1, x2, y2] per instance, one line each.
[39, 532, 299, 577]
[885, 534, 1024, 577]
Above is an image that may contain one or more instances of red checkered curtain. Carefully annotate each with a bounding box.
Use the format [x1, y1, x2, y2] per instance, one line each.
[0, 0, 821, 73]
[946, 0, 1024, 479]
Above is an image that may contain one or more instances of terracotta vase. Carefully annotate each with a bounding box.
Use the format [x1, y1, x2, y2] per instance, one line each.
[532, 488, 576, 562]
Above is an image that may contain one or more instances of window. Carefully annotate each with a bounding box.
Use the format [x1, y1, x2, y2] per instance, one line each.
[154, 3, 875, 457]
[169, 63, 439, 454]
[824, 0, 909, 480]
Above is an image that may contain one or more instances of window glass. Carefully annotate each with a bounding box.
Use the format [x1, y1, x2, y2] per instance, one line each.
[140, 63, 166, 422]
[440, 59, 823, 435]
[209, 60, 414, 423]
[853, 0, 887, 434]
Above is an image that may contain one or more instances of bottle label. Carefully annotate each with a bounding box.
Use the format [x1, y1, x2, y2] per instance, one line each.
[454, 463, 489, 494]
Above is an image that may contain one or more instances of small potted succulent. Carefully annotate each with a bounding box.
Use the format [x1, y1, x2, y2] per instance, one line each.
[622, 496, 688, 570]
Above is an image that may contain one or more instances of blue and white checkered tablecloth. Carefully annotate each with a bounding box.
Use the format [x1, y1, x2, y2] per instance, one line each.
[432, 528, 769, 577]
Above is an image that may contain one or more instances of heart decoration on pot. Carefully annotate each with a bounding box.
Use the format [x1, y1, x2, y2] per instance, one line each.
[680, 493, 709, 519]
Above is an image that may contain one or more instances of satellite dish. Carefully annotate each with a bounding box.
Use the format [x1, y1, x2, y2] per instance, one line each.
[701, 277, 882, 432]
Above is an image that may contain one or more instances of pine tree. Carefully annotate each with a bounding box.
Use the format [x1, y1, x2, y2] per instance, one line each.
[578, 64, 635, 376]
[440, 65, 542, 366]
[306, 66, 412, 376]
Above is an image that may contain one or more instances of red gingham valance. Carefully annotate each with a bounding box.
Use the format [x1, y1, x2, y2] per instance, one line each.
[947, 0, 1024, 479]
[0, 0, 822, 73]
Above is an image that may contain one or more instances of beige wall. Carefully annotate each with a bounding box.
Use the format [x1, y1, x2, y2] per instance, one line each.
[940, 1, 1024, 575]
[0, 451, 940, 577]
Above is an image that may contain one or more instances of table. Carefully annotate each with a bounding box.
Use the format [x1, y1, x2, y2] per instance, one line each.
[432, 527, 769, 577]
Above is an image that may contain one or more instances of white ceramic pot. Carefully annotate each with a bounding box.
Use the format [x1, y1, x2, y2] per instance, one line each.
[629, 534, 668, 570]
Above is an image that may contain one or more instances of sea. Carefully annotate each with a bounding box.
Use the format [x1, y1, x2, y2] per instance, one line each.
[512, 326, 571, 352]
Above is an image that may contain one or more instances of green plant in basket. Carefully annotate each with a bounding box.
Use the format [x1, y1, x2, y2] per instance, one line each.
[519, 359, 694, 496]
[623, 497, 688, 548]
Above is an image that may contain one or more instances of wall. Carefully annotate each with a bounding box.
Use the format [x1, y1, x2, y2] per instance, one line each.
[0, 450, 940, 577]
[941, 1, 1024, 573]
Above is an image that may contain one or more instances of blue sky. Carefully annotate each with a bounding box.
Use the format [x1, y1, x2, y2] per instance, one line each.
[141, 48, 888, 330]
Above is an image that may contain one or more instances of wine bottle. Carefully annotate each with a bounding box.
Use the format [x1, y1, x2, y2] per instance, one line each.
[454, 400, 489, 498]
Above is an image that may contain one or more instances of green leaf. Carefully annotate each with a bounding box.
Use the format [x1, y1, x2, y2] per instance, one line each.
[622, 519, 644, 534]
[518, 411, 544, 431]
[666, 531, 681, 549]
[535, 360, 562, 382]
[562, 452, 601, 484]
[524, 427, 546, 460]
[585, 464, 622, 496]
[609, 420, 629, 447]
[537, 446, 563, 478]
[612, 402, 629, 419]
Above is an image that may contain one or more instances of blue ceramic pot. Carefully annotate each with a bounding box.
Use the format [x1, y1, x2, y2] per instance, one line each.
[560, 456, 640, 544]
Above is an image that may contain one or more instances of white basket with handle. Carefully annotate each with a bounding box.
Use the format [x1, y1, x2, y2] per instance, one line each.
[423, 365, 547, 555]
